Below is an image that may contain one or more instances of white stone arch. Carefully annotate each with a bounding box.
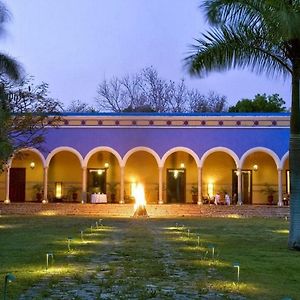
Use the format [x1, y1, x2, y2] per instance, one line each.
[8, 147, 46, 168]
[200, 147, 240, 168]
[240, 147, 280, 169]
[161, 147, 200, 168]
[280, 151, 289, 170]
[83, 146, 122, 168]
[122, 147, 161, 167]
[45, 146, 84, 168]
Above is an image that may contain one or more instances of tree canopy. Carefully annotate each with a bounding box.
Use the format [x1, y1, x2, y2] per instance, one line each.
[229, 93, 287, 112]
[95, 67, 228, 113]
[0, 77, 62, 169]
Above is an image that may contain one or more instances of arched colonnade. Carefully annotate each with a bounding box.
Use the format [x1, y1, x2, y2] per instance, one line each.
[1, 145, 290, 206]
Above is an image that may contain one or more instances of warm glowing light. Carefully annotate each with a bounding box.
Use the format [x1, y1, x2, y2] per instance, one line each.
[133, 183, 146, 211]
[97, 169, 104, 175]
[253, 164, 258, 171]
[4, 199, 10, 204]
[174, 170, 179, 178]
[55, 182, 62, 199]
[130, 182, 137, 196]
[30, 161, 35, 169]
[208, 182, 214, 197]
[180, 163, 185, 168]
[104, 163, 109, 168]
[273, 229, 289, 234]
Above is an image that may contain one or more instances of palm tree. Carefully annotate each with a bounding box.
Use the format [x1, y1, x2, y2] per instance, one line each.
[185, 0, 300, 250]
[0, 1, 22, 168]
[0, 1, 22, 80]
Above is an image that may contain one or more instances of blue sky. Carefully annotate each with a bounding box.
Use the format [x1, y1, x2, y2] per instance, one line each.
[2, 0, 291, 107]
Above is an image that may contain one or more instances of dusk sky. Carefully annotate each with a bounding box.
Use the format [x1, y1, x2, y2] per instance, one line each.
[2, 0, 291, 108]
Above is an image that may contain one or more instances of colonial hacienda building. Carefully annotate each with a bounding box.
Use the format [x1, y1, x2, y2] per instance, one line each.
[0, 112, 290, 206]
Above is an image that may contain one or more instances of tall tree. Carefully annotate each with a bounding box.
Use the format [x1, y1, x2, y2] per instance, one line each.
[229, 93, 286, 112]
[0, 77, 62, 169]
[65, 99, 96, 113]
[185, 0, 300, 249]
[96, 67, 228, 113]
[0, 1, 22, 81]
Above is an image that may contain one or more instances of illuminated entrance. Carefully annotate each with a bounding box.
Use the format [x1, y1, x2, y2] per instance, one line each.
[88, 169, 107, 194]
[232, 170, 253, 204]
[167, 169, 186, 203]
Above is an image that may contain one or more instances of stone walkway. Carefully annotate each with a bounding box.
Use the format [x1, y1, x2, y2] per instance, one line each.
[19, 220, 246, 300]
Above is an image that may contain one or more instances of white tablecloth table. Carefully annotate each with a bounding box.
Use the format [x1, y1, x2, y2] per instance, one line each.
[91, 193, 107, 203]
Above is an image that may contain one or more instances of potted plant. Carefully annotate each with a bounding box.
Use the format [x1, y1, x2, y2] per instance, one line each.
[190, 186, 198, 204]
[107, 182, 118, 203]
[261, 183, 276, 205]
[68, 185, 80, 202]
[32, 183, 43, 201]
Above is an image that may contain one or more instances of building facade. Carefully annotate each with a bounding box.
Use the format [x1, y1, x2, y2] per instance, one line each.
[0, 112, 290, 205]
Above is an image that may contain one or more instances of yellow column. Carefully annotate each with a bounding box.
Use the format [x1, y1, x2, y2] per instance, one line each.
[82, 167, 87, 203]
[120, 166, 125, 204]
[237, 168, 242, 205]
[43, 167, 48, 203]
[4, 166, 10, 203]
[158, 167, 163, 204]
[197, 167, 202, 205]
[277, 169, 283, 206]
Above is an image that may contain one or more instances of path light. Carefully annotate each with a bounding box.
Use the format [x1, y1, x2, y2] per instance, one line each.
[4, 273, 16, 300]
[90, 225, 93, 233]
[233, 262, 240, 282]
[187, 229, 190, 238]
[67, 237, 72, 252]
[95, 221, 98, 229]
[208, 244, 215, 259]
[80, 230, 84, 241]
[197, 236, 200, 247]
[46, 253, 54, 270]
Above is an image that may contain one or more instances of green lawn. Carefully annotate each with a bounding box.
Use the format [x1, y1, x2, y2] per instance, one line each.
[0, 215, 299, 299]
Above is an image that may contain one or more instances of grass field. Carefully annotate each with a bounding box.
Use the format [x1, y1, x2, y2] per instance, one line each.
[0, 215, 299, 299]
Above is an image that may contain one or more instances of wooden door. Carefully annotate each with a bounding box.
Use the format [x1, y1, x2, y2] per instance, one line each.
[9, 168, 26, 202]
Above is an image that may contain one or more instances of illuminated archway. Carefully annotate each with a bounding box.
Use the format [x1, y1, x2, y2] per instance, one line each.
[46, 146, 84, 168]
[85, 147, 121, 203]
[240, 147, 279, 204]
[46, 147, 83, 202]
[123, 147, 161, 167]
[123, 147, 160, 204]
[162, 147, 199, 204]
[9, 148, 45, 202]
[201, 147, 239, 202]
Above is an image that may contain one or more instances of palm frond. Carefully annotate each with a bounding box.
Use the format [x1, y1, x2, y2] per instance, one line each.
[0, 54, 23, 81]
[202, 0, 300, 40]
[185, 25, 291, 78]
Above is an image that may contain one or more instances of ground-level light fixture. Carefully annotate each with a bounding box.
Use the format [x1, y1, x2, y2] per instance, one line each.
[67, 237, 72, 252]
[4, 273, 16, 300]
[208, 244, 215, 259]
[46, 253, 54, 270]
[233, 262, 240, 282]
